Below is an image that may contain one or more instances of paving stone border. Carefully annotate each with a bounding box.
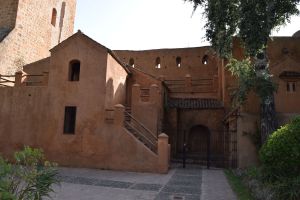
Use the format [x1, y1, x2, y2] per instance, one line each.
[59, 166, 203, 200]
[60, 175, 163, 192]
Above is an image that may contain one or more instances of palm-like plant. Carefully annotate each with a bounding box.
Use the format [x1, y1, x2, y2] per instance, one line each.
[0, 147, 60, 200]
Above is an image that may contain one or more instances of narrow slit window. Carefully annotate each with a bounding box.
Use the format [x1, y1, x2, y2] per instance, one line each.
[155, 57, 161, 69]
[69, 60, 80, 81]
[287, 82, 296, 93]
[64, 106, 77, 134]
[292, 82, 296, 92]
[129, 58, 135, 68]
[51, 8, 57, 26]
[176, 57, 181, 67]
[202, 55, 209, 65]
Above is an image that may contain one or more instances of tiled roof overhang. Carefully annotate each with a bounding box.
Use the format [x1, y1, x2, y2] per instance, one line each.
[167, 98, 224, 109]
[279, 71, 300, 79]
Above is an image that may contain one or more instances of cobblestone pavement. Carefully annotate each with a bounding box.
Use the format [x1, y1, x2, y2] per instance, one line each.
[49, 165, 236, 200]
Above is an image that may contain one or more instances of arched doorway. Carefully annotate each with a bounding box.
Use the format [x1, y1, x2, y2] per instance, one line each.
[187, 125, 210, 167]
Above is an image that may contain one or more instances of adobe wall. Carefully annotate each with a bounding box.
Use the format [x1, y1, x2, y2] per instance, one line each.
[23, 58, 51, 74]
[232, 37, 300, 115]
[167, 109, 225, 158]
[0, 0, 19, 29]
[131, 83, 163, 135]
[235, 111, 300, 169]
[0, 88, 159, 172]
[125, 67, 164, 136]
[105, 53, 128, 109]
[268, 38, 300, 115]
[43, 35, 109, 158]
[126, 67, 162, 105]
[236, 113, 260, 168]
[230, 37, 300, 168]
[115, 47, 221, 80]
[0, 86, 47, 157]
[0, 33, 165, 173]
[0, 0, 76, 75]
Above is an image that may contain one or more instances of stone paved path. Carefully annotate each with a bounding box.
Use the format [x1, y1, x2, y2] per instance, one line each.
[49, 165, 236, 200]
[201, 170, 237, 200]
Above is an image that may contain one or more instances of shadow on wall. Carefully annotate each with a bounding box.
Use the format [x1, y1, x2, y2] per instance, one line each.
[105, 78, 126, 108]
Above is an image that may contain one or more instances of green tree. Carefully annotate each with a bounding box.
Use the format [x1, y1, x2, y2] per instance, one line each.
[185, 0, 299, 143]
[0, 147, 60, 200]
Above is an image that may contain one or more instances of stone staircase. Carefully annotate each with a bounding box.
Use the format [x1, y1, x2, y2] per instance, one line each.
[123, 107, 158, 154]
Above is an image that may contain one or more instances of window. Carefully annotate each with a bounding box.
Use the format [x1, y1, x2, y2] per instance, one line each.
[155, 57, 161, 69]
[129, 58, 135, 68]
[176, 57, 181, 67]
[69, 60, 80, 81]
[51, 8, 57, 26]
[287, 82, 296, 92]
[202, 55, 209, 65]
[64, 106, 77, 134]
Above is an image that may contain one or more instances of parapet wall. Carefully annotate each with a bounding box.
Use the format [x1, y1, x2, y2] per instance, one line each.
[115, 47, 221, 80]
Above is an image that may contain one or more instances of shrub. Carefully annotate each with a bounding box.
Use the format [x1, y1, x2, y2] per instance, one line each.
[271, 176, 300, 200]
[0, 146, 60, 200]
[259, 116, 300, 199]
[260, 117, 300, 180]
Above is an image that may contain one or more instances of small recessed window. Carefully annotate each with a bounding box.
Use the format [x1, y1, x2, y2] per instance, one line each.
[69, 60, 80, 81]
[155, 57, 161, 69]
[202, 55, 209, 65]
[176, 57, 181, 67]
[64, 106, 77, 134]
[287, 82, 296, 92]
[51, 8, 57, 26]
[129, 58, 135, 68]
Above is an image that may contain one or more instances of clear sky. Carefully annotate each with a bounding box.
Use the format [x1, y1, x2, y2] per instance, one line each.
[74, 0, 300, 50]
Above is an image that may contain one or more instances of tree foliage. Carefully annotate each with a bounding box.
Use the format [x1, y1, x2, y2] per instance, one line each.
[227, 58, 277, 106]
[185, 0, 300, 57]
[0, 147, 60, 200]
[185, 0, 299, 142]
[259, 117, 300, 199]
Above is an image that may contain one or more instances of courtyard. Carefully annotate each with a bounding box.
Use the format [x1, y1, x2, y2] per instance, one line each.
[49, 164, 236, 200]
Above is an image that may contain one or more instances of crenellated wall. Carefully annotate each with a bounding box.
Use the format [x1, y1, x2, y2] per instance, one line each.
[115, 47, 221, 81]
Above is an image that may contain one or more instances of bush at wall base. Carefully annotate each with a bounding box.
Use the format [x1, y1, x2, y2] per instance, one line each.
[260, 116, 300, 200]
[0, 146, 60, 200]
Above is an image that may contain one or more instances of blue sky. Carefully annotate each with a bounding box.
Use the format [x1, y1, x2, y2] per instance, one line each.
[74, 0, 300, 50]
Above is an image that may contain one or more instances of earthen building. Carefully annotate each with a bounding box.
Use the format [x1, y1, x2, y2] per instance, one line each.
[0, 0, 299, 173]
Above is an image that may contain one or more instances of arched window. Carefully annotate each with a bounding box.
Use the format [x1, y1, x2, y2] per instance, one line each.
[176, 56, 181, 67]
[129, 58, 135, 68]
[51, 8, 57, 27]
[202, 55, 209, 65]
[155, 57, 161, 69]
[69, 60, 80, 81]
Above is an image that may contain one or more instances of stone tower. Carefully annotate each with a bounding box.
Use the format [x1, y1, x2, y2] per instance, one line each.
[0, 0, 77, 74]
